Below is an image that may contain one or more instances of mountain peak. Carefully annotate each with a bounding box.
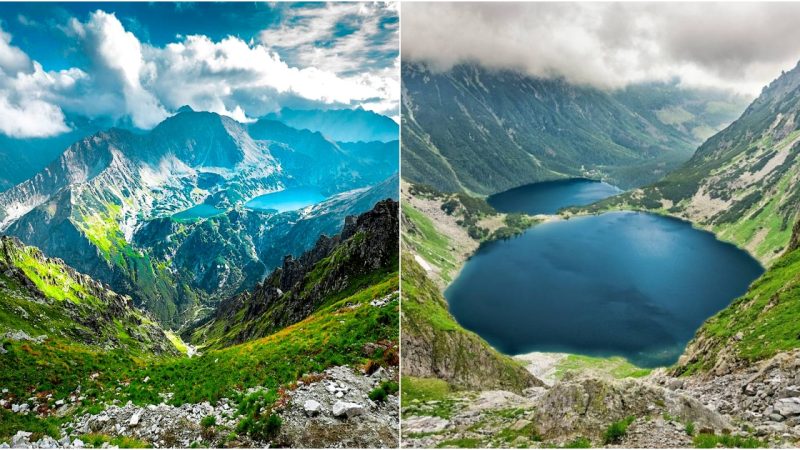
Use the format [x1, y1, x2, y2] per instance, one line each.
[177, 105, 194, 114]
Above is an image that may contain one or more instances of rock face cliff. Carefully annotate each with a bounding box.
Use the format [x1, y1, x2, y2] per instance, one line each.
[188, 199, 399, 349]
[0, 236, 175, 355]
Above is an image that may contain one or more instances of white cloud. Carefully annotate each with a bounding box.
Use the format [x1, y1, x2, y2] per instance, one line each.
[70, 11, 168, 129]
[0, 7, 399, 138]
[402, 2, 800, 96]
[258, 2, 399, 116]
[0, 27, 78, 137]
[148, 33, 396, 120]
[0, 27, 31, 74]
[0, 94, 69, 138]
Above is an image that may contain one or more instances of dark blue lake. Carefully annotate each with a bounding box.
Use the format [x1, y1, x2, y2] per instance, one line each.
[488, 179, 622, 214]
[172, 204, 224, 222]
[245, 187, 326, 213]
[446, 211, 764, 367]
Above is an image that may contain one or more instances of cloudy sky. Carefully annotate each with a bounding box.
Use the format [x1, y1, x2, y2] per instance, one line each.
[403, 2, 800, 96]
[0, 2, 398, 138]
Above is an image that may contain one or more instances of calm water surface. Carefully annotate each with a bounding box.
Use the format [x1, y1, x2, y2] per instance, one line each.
[488, 179, 621, 214]
[448, 181, 763, 367]
[245, 187, 326, 213]
[172, 204, 224, 221]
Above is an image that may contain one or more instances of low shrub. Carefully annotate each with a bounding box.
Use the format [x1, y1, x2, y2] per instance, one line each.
[603, 416, 635, 444]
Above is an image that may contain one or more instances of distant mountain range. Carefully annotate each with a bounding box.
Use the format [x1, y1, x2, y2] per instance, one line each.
[266, 107, 399, 143]
[402, 62, 748, 194]
[0, 107, 399, 327]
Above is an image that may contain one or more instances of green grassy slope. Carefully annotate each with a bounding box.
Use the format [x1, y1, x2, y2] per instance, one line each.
[1, 270, 398, 442]
[675, 220, 800, 375]
[0, 236, 176, 357]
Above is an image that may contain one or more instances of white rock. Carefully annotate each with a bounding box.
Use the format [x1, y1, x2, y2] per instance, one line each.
[403, 415, 450, 433]
[332, 401, 364, 418]
[129, 412, 141, 426]
[303, 400, 322, 416]
[335, 391, 344, 398]
[55, 400, 64, 406]
[11, 431, 32, 447]
[775, 398, 800, 417]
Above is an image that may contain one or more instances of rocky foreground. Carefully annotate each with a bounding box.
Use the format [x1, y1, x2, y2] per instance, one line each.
[3, 365, 398, 449]
[402, 350, 800, 448]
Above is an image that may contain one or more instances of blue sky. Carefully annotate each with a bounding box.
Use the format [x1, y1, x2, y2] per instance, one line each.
[0, 2, 398, 138]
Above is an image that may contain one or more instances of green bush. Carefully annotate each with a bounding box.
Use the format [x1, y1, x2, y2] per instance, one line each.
[563, 437, 592, 448]
[380, 380, 399, 395]
[369, 387, 387, 402]
[200, 415, 216, 429]
[685, 421, 695, 436]
[693, 433, 763, 448]
[368, 380, 399, 402]
[237, 413, 282, 441]
[603, 416, 635, 444]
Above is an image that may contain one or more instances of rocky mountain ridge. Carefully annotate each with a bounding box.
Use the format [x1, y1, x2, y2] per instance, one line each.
[0, 109, 398, 326]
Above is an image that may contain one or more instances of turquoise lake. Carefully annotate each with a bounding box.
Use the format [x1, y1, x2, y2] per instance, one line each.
[245, 187, 326, 213]
[447, 182, 764, 367]
[172, 204, 224, 221]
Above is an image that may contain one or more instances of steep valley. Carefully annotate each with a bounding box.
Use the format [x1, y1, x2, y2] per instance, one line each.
[401, 63, 747, 196]
[1, 200, 400, 448]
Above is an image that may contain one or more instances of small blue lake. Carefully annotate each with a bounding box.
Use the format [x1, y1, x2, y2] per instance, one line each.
[447, 182, 764, 368]
[244, 187, 326, 213]
[488, 178, 621, 214]
[172, 204, 224, 222]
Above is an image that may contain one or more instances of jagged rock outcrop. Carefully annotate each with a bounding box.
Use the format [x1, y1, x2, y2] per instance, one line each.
[533, 377, 729, 440]
[188, 199, 399, 348]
